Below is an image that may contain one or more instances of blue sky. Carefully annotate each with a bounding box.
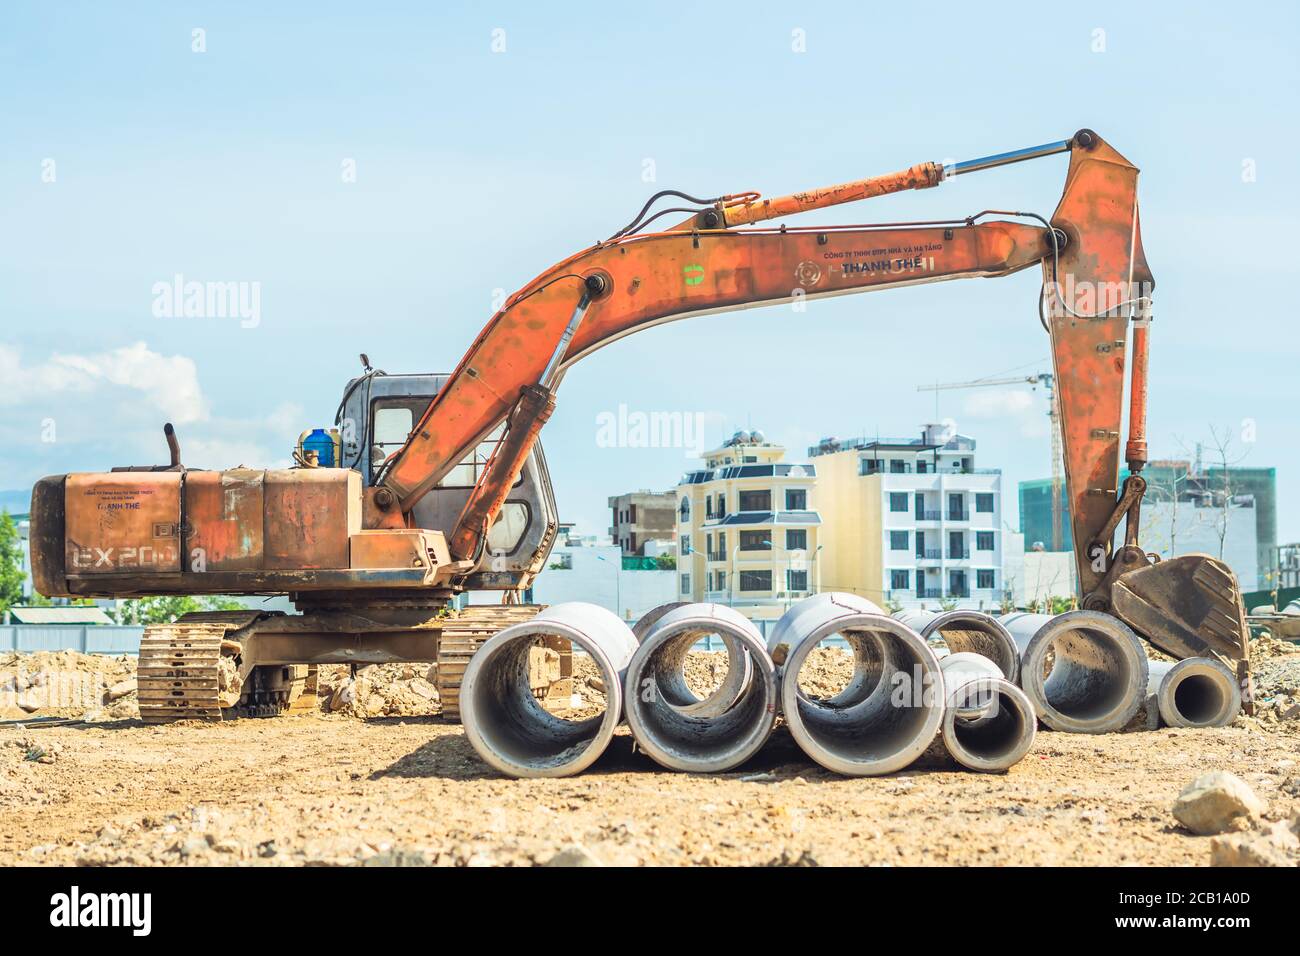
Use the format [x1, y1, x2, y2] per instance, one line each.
[1, 2, 1297, 542]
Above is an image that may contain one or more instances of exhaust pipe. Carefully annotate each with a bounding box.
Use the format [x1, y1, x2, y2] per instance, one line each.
[938, 652, 1036, 772]
[768, 593, 944, 776]
[1002, 611, 1148, 734]
[624, 603, 776, 772]
[894, 609, 1020, 683]
[1147, 657, 1241, 728]
[461, 602, 637, 778]
[632, 601, 752, 718]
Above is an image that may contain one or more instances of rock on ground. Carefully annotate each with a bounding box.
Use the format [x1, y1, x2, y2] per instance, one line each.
[1173, 771, 1266, 835]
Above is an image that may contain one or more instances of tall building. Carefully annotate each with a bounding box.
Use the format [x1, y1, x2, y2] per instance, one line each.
[607, 490, 677, 556]
[675, 431, 820, 622]
[1018, 459, 1276, 589]
[811, 424, 1006, 610]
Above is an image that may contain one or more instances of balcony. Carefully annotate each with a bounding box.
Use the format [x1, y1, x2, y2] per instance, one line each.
[947, 588, 971, 599]
[917, 588, 943, 599]
[947, 510, 968, 522]
[915, 549, 941, 560]
[915, 510, 941, 521]
[947, 548, 969, 560]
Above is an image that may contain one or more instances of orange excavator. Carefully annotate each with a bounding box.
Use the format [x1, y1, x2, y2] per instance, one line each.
[29, 129, 1250, 721]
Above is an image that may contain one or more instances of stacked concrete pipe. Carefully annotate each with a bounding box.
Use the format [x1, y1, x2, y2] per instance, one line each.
[624, 603, 776, 772]
[461, 602, 638, 778]
[1145, 657, 1241, 728]
[893, 609, 1020, 683]
[938, 653, 1037, 772]
[1001, 611, 1148, 734]
[768, 592, 944, 776]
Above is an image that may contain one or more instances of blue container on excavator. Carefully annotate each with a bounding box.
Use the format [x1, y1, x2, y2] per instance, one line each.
[302, 428, 336, 467]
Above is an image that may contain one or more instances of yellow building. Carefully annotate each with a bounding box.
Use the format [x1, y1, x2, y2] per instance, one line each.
[675, 431, 820, 622]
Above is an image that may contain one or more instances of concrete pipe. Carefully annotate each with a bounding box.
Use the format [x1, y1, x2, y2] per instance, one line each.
[768, 592, 944, 776]
[938, 653, 1036, 772]
[631, 601, 752, 718]
[624, 603, 776, 772]
[1002, 611, 1148, 734]
[461, 602, 638, 778]
[1147, 657, 1241, 728]
[893, 609, 1020, 684]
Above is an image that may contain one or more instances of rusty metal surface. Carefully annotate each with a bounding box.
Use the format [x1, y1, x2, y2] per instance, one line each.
[184, 469, 264, 571]
[349, 529, 447, 571]
[264, 469, 360, 570]
[1111, 555, 1250, 665]
[64, 471, 182, 576]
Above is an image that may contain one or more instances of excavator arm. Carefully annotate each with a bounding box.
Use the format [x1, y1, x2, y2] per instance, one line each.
[370, 129, 1249, 680]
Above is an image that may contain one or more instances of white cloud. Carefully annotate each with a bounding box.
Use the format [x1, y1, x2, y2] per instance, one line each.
[959, 388, 1050, 439]
[0, 342, 208, 424]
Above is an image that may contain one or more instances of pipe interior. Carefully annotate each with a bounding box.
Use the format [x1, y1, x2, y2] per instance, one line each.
[949, 683, 1031, 761]
[651, 628, 749, 714]
[793, 627, 934, 763]
[468, 633, 608, 771]
[1040, 627, 1138, 722]
[1171, 673, 1228, 725]
[931, 623, 1015, 679]
[635, 631, 770, 762]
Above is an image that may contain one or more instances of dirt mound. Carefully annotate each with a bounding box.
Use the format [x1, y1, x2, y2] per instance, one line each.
[317, 664, 440, 718]
[0, 651, 136, 721]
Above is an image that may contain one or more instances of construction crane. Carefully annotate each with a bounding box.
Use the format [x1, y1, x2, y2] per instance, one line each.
[918, 372, 1063, 550]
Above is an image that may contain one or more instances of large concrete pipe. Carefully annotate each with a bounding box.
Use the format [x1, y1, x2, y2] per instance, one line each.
[1002, 611, 1147, 734]
[631, 601, 752, 718]
[624, 603, 776, 772]
[894, 609, 1020, 683]
[938, 652, 1036, 772]
[768, 592, 944, 776]
[1147, 657, 1241, 728]
[461, 602, 638, 778]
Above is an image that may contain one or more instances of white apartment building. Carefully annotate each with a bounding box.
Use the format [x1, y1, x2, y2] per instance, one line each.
[812, 423, 1006, 610]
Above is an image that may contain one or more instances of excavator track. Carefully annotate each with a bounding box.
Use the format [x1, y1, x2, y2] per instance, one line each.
[435, 605, 560, 722]
[138, 612, 313, 724]
[137, 621, 238, 724]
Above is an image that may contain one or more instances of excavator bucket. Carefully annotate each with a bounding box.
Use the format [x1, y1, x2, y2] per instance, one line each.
[1110, 554, 1251, 695]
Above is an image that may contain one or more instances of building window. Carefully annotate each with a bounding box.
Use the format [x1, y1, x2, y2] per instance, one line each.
[679, 496, 690, 521]
[890, 569, 910, 590]
[739, 570, 772, 592]
[976, 493, 994, 513]
[976, 531, 994, 551]
[787, 569, 808, 592]
[889, 459, 907, 473]
[680, 573, 691, 595]
[889, 492, 908, 512]
[680, 534, 691, 555]
[738, 489, 772, 512]
[739, 530, 772, 551]
[890, 530, 909, 551]
[706, 571, 713, 591]
[716, 571, 725, 591]
[716, 493, 726, 515]
[917, 460, 928, 474]
[718, 531, 726, 554]
[977, 569, 995, 590]
[949, 531, 966, 558]
[785, 488, 807, 510]
[786, 529, 807, 551]
[705, 533, 713, 559]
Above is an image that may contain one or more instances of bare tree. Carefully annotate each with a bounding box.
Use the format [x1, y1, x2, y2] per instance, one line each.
[1202, 424, 1251, 562]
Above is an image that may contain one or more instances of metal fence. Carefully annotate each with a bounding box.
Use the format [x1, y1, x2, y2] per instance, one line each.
[0, 625, 144, 655]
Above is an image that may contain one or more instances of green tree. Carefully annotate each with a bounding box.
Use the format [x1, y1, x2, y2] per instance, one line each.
[653, 554, 677, 571]
[113, 595, 247, 625]
[0, 510, 25, 617]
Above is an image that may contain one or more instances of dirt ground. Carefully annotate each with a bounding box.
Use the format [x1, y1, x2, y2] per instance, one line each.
[1, 642, 1297, 867]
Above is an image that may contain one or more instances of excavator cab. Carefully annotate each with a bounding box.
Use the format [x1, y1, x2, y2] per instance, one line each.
[337, 372, 559, 593]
